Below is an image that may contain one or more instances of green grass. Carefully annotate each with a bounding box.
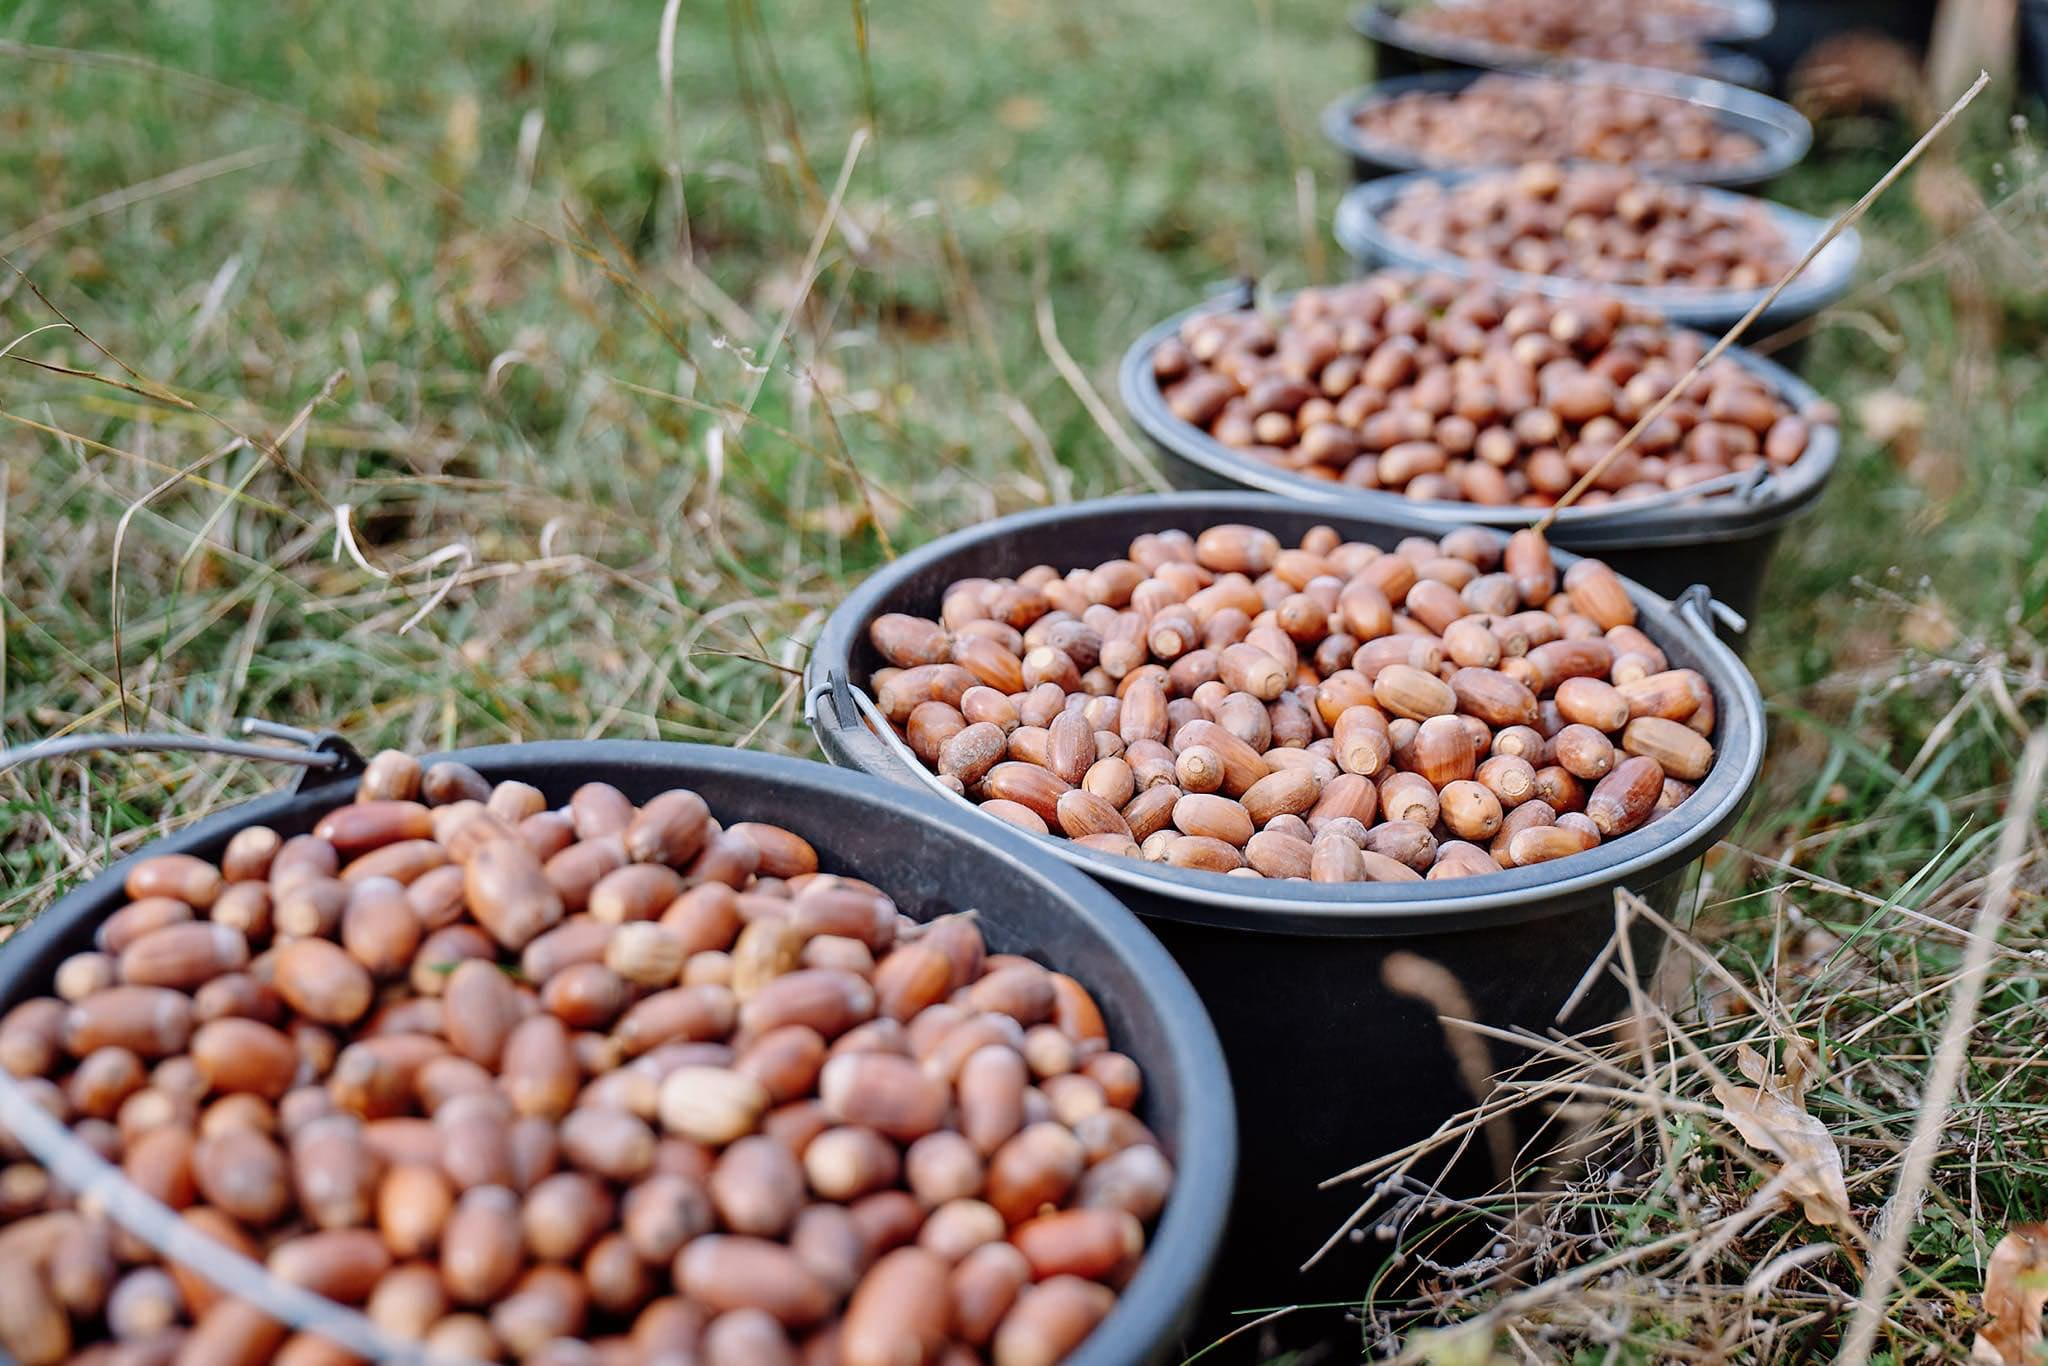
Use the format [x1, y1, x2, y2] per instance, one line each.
[0, 0, 1370, 911]
[4, 0, 2048, 1358]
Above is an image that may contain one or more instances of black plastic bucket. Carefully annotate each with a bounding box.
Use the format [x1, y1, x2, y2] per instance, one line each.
[1118, 289, 1841, 622]
[1742, 0, 1938, 89]
[1321, 67, 1814, 187]
[1332, 169, 1860, 348]
[804, 492, 1766, 1336]
[0, 741, 1236, 1365]
[2027, 0, 2048, 100]
[1353, 2, 1777, 90]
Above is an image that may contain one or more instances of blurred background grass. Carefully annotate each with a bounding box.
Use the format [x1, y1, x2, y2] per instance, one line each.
[4, 0, 2048, 1354]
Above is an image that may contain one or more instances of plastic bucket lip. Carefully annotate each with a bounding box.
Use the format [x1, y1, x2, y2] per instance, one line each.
[1375, 0, 1777, 42]
[1352, 1, 1777, 85]
[1320, 67, 1814, 189]
[1115, 286, 1841, 550]
[1333, 168, 1861, 335]
[805, 491, 1766, 938]
[0, 741, 1235, 1366]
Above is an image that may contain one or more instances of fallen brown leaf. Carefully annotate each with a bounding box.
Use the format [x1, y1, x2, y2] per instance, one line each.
[1903, 596, 1960, 653]
[1712, 1042, 1855, 1228]
[1912, 159, 1989, 238]
[998, 96, 1048, 132]
[1972, 1224, 2048, 1364]
[1773, 924, 1844, 1000]
[1787, 31, 1927, 122]
[1413, 1322, 1515, 1366]
[1856, 389, 1927, 450]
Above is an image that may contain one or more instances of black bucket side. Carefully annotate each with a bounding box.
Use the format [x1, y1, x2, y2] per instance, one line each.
[0, 743, 1237, 1366]
[1320, 68, 1813, 188]
[1741, 0, 1940, 90]
[2028, 0, 2048, 98]
[1331, 170, 1860, 339]
[1128, 865, 1691, 1331]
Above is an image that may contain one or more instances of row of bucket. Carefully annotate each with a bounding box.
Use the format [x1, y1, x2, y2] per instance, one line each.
[1151, 2, 1870, 624]
[805, 0, 1846, 1349]
[0, 2, 1861, 1360]
[4, 496, 1771, 1360]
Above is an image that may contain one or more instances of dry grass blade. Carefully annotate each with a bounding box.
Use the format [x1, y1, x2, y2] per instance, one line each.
[5, 260, 330, 503]
[1031, 250, 1171, 493]
[1327, 672, 2048, 1362]
[1712, 1042, 1856, 1230]
[0, 410, 287, 508]
[107, 443, 247, 729]
[1972, 1225, 2048, 1364]
[740, 126, 869, 420]
[0, 143, 290, 257]
[1183, 1304, 1301, 1362]
[1841, 729, 2048, 1363]
[1534, 70, 1991, 531]
[655, 0, 692, 264]
[1383, 950, 1518, 1184]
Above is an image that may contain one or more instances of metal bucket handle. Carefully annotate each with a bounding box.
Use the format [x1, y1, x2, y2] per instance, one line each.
[0, 723, 458, 1364]
[0, 721, 365, 790]
[804, 670, 954, 799]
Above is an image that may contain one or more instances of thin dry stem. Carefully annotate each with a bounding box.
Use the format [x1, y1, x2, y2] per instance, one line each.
[1031, 250, 1171, 492]
[1535, 70, 1990, 531]
[1839, 730, 2048, 1363]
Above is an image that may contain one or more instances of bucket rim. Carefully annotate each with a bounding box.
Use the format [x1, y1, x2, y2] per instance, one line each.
[806, 491, 1766, 937]
[0, 740, 1237, 1366]
[1331, 168, 1861, 332]
[1114, 285, 1840, 547]
[1319, 67, 1813, 188]
[1351, 0, 1777, 85]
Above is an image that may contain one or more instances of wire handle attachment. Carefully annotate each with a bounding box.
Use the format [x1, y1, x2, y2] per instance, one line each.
[0, 722, 364, 784]
[1677, 583, 1747, 641]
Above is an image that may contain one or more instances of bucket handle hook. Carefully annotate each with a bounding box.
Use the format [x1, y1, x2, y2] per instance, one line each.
[0, 721, 364, 791]
[805, 672, 998, 812]
[806, 672, 922, 786]
[1677, 584, 1747, 642]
